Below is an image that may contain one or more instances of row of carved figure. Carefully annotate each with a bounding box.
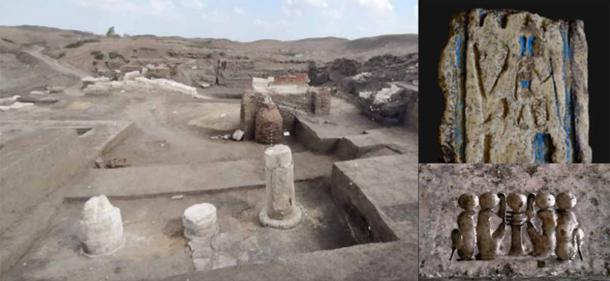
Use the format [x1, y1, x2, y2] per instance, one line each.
[450, 191, 584, 261]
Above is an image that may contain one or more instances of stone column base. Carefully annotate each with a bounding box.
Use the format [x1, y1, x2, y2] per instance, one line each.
[259, 205, 302, 229]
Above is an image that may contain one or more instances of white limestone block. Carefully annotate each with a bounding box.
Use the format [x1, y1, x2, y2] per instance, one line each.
[183, 203, 219, 241]
[80, 195, 124, 257]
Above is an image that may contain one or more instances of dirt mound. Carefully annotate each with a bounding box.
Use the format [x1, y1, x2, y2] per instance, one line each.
[344, 34, 418, 52]
[0, 49, 78, 97]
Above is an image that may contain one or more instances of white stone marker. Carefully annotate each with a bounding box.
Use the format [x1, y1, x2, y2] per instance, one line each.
[80, 195, 124, 257]
[259, 144, 302, 229]
[183, 203, 219, 241]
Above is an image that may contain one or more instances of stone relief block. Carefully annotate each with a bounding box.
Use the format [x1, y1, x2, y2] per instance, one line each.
[450, 191, 584, 263]
[439, 9, 591, 163]
[419, 164, 609, 279]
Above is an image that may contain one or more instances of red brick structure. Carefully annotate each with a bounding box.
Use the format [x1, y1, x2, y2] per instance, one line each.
[255, 99, 283, 145]
[310, 87, 331, 115]
[270, 73, 309, 86]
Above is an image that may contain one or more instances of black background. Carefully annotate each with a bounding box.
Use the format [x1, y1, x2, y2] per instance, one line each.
[418, 0, 610, 163]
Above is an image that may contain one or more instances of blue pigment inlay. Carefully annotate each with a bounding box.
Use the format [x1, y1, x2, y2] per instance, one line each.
[564, 88, 574, 162]
[478, 10, 487, 26]
[520, 80, 531, 89]
[533, 133, 552, 163]
[526, 36, 535, 56]
[561, 30, 572, 61]
[454, 34, 465, 160]
[560, 28, 573, 162]
[455, 35, 463, 68]
[519, 36, 527, 56]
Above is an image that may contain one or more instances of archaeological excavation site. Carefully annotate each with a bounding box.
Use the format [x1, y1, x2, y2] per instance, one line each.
[0, 25, 418, 281]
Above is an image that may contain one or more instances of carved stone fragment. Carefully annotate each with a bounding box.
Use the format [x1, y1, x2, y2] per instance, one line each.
[450, 193, 478, 260]
[526, 192, 557, 257]
[555, 191, 584, 261]
[439, 9, 591, 163]
[476, 192, 506, 260]
[506, 193, 527, 256]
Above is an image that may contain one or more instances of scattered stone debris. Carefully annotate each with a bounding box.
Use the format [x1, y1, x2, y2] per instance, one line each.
[94, 157, 129, 169]
[17, 96, 59, 104]
[231, 129, 244, 141]
[171, 194, 184, 200]
[46, 86, 66, 94]
[82, 76, 205, 99]
[83, 83, 113, 97]
[145, 63, 172, 79]
[0, 95, 20, 105]
[80, 195, 124, 257]
[81, 76, 111, 89]
[252, 73, 310, 95]
[0, 101, 34, 111]
[122, 70, 140, 81]
[29, 90, 48, 95]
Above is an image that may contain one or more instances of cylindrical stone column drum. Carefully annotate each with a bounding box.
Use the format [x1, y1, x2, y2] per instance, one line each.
[255, 100, 283, 145]
[183, 203, 219, 242]
[80, 195, 124, 257]
[259, 144, 302, 229]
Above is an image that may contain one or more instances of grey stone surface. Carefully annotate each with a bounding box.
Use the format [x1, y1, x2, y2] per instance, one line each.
[158, 241, 416, 281]
[0, 120, 133, 275]
[64, 151, 334, 200]
[439, 9, 591, 163]
[419, 164, 610, 279]
[331, 155, 418, 243]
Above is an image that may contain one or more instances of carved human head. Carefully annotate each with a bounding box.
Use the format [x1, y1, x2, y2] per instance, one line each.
[535, 192, 556, 209]
[556, 192, 577, 210]
[507, 193, 527, 211]
[458, 193, 479, 210]
[479, 192, 500, 209]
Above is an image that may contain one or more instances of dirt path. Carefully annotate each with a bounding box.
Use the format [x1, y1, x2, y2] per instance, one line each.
[24, 46, 89, 79]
